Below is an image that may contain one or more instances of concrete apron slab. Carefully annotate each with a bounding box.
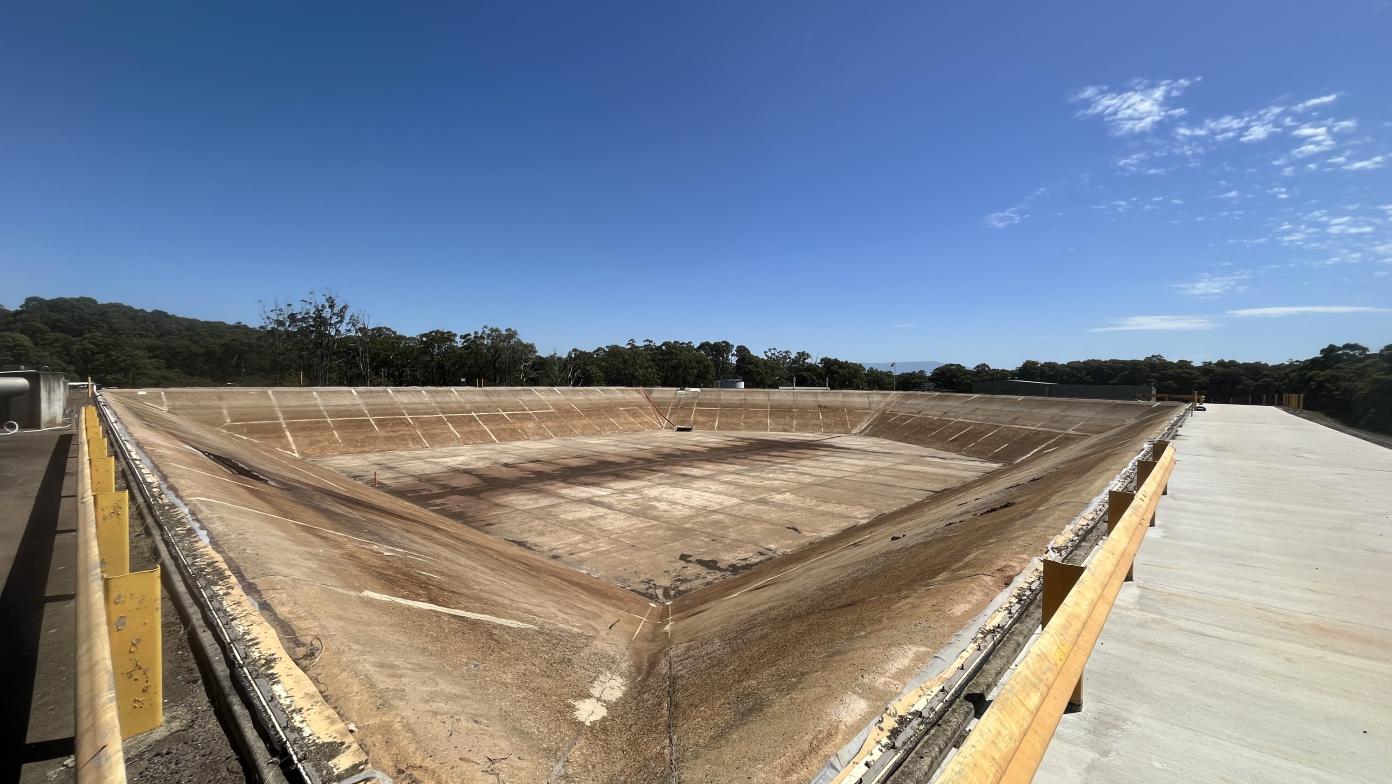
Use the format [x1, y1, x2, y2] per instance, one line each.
[1035, 405, 1392, 784]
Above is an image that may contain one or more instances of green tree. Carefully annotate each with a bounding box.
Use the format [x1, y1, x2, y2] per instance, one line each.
[929, 363, 973, 392]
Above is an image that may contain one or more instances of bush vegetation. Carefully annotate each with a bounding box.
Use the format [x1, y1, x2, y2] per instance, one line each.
[3, 294, 1388, 434]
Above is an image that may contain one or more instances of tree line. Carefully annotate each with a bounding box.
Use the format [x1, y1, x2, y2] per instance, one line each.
[3, 294, 1389, 433]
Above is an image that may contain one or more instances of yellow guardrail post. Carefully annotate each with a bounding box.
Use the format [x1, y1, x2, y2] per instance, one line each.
[1152, 440, 1171, 495]
[94, 491, 131, 577]
[89, 454, 115, 494]
[105, 566, 163, 737]
[1106, 490, 1136, 581]
[936, 444, 1175, 784]
[75, 409, 128, 784]
[1134, 460, 1159, 525]
[1041, 560, 1086, 711]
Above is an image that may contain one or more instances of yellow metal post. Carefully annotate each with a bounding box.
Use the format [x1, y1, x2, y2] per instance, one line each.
[1107, 489, 1135, 581]
[93, 491, 131, 577]
[90, 456, 116, 494]
[1042, 559, 1087, 710]
[104, 567, 162, 738]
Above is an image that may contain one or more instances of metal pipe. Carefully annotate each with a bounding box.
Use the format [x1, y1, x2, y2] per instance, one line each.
[0, 376, 30, 396]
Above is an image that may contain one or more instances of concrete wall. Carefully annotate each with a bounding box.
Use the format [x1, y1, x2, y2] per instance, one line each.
[1051, 383, 1153, 401]
[972, 379, 1154, 401]
[971, 380, 1054, 397]
[0, 370, 67, 429]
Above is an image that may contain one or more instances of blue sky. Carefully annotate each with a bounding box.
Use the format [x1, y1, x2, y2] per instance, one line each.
[3, 2, 1389, 366]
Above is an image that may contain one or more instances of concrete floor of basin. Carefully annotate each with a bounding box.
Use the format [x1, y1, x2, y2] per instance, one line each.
[314, 430, 999, 599]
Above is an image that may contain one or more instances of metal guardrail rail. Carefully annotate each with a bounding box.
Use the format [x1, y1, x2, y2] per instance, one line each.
[935, 443, 1176, 783]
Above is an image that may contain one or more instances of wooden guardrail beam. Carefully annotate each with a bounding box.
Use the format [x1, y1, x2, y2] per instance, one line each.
[936, 444, 1175, 784]
[75, 410, 128, 784]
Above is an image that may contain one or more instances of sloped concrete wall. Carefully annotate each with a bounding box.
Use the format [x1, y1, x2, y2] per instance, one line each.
[106, 386, 666, 457]
[646, 388, 1176, 462]
[107, 386, 1177, 462]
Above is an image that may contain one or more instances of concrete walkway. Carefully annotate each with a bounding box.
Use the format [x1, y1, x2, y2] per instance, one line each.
[0, 428, 78, 783]
[1034, 405, 1392, 783]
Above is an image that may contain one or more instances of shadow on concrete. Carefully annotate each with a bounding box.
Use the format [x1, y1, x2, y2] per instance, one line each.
[0, 433, 74, 782]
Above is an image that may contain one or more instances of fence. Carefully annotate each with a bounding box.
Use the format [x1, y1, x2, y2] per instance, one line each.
[75, 405, 162, 783]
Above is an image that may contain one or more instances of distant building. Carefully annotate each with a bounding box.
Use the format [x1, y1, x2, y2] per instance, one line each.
[971, 379, 1154, 401]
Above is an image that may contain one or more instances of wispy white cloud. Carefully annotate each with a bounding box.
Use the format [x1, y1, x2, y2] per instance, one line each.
[1293, 93, 1341, 111]
[983, 208, 1022, 228]
[1073, 78, 1198, 135]
[1240, 119, 1281, 142]
[1227, 305, 1390, 317]
[1286, 92, 1341, 111]
[1174, 271, 1251, 297]
[1290, 126, 1337, 158]
[1079, 82, 1368, 177]
[983, 184, 1054, 229]
[1090, 315, 1218, 332]
[1327, 220, 1374, 235]
[1343, 154, 1386, 171]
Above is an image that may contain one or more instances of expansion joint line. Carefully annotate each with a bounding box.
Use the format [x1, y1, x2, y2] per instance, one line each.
[664, 612, 680, 784]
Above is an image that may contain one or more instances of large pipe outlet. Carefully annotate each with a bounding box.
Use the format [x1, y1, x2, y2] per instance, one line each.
[0, 377, 31, 397]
